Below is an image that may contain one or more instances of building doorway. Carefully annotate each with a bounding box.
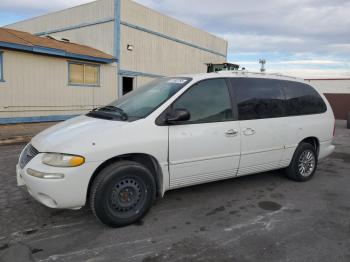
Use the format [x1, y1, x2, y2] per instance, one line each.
[122, 77, 134, 95]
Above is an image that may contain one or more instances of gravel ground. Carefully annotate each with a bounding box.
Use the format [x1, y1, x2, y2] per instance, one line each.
[0, 121, 349, 262]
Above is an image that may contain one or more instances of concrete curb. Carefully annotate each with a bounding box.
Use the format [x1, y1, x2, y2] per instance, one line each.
[0, 136, 31, 146]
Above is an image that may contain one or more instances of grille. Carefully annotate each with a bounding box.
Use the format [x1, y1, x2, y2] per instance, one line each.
[19, 144, 39, 169]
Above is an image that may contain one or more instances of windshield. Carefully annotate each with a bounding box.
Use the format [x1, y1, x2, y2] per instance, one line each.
[87, 77, 191, 121]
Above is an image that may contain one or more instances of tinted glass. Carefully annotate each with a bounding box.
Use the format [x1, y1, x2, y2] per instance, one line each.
[232, 78, 285, 120]
[172, 79, 233, 123]
[282, 81, 327, 115]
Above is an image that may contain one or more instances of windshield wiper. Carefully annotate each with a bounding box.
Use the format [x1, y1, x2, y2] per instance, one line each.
[92, 106, 128, 120]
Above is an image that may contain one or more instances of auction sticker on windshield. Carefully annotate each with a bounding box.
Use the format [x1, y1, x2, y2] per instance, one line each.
[167, 79, 188, 84]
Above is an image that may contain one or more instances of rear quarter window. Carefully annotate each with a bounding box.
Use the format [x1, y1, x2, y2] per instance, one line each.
[281, 81, 327, 116]
[231, 78, 285, 120]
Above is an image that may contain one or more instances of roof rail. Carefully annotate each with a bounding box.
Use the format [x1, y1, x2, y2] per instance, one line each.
[267, 72, 298, 79]
[216, 70, 301, 80]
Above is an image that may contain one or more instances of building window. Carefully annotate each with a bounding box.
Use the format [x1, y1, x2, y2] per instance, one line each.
[68, 62, 100, 86]
[0, 51, 4, 82]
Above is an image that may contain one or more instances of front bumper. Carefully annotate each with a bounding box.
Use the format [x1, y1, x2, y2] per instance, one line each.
[17, 155, 100, 209]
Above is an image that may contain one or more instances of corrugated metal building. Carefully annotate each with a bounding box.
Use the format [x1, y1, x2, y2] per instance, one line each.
[305, 78, 350, 120]
[1, 0, 227, 123]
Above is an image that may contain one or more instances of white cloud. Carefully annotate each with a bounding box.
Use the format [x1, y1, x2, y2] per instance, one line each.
[233, 60, 345, 66]
[328, 44, 350, 53]
[277, 60, 344, 65]
[219, 33, 306, 53]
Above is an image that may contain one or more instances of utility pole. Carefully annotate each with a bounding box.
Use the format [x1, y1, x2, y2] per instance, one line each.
[259, 59, 266, 73]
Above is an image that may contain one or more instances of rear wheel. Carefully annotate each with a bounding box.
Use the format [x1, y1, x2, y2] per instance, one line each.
[90, 161, 156, 227]
[286, 142, 318, 182]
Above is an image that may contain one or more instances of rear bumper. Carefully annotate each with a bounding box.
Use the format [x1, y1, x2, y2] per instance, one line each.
[319, 139, 335, 160]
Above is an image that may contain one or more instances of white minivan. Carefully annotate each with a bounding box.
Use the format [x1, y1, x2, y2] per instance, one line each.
[17, 71, 335, 227]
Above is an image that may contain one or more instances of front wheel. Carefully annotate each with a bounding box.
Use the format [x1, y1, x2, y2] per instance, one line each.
[286, 142, 318, 182]
[90, 161, 156, 227]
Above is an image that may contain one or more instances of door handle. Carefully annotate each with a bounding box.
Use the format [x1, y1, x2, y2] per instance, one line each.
[225, 129, 238, 136]
[243, 128, 256, 136]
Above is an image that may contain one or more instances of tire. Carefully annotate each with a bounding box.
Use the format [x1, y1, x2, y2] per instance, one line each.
[90, 160, 156, 227]
[347, 111, 350, 129]
[286, 142, 318, 182]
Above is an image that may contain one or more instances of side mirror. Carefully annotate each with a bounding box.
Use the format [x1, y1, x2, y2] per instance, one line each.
[166, 109, 190, 124]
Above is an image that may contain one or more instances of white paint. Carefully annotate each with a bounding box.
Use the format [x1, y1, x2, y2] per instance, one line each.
[16, 72, 335, 220]
[238, 118, 288, 175]
[169, 121, 240, 188]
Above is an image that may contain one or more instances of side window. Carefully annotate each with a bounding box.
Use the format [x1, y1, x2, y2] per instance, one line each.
[172, 79, 233, 123]
[282, 81, 327, 115]
[232, 78, 285, 120]
[68, 62, 100, 86]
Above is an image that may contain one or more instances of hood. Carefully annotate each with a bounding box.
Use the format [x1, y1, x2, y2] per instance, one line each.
[31, 115, 129, 153]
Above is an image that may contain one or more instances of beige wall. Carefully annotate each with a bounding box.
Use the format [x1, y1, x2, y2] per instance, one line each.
[120, 25, 225, 77]
[120, 0, 227, 87]
[0, 50, 117, 119]
[6, 0, 228, 80]
[134, 76, 156, 87]
[6, 0, 228, 76]
[6, 0, 115, 56]
[40, 22, 115, 56]
[305, 79, 350, 120]
[6, 0, 114, 35]
[121, 0, 227, 55]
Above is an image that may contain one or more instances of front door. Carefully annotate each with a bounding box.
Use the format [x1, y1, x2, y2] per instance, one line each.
[168, 78, 241, 189]
[230, 78, 288, 176]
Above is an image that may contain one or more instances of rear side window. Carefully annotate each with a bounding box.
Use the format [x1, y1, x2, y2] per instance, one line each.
[281, 81, 327, 116]
[172, 78, 233, 123]
[232, 78, 285, 120]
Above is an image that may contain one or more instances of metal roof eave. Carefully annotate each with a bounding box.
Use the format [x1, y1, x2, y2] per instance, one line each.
[0, 41, 117, 64]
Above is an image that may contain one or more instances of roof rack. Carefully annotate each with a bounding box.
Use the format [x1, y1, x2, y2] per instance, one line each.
[216, 70, 300, 80]
[267, 72, 298, 79]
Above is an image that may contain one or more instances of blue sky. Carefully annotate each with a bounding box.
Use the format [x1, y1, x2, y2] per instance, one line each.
[1, 0, 349, 78]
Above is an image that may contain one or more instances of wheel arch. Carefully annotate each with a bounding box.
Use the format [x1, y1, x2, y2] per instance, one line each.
[87, 153, 164, 202]
[299, 136, 320, 155]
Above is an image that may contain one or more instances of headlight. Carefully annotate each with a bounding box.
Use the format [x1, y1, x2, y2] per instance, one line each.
[42, 153, 85, 167]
